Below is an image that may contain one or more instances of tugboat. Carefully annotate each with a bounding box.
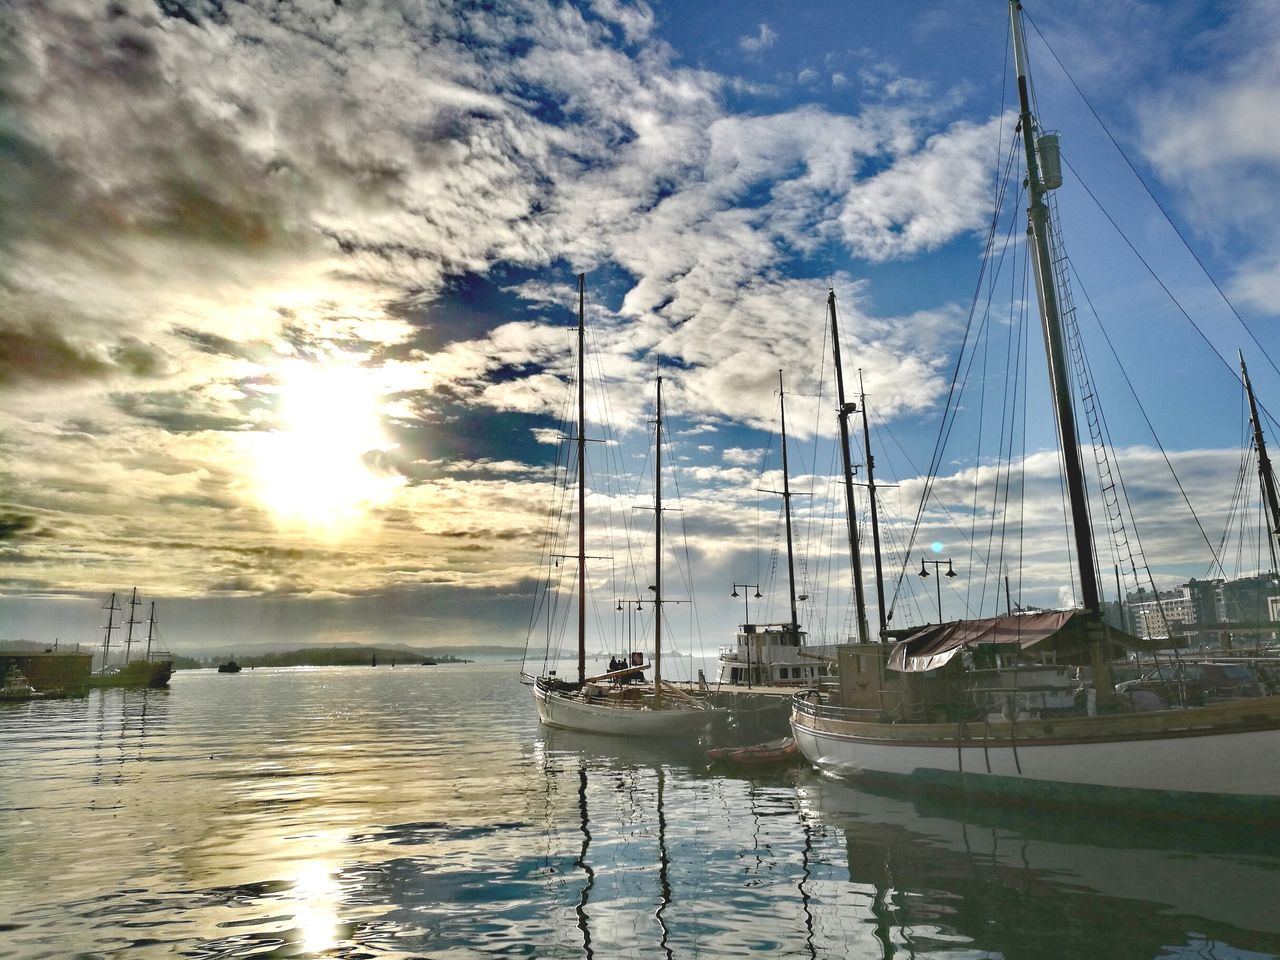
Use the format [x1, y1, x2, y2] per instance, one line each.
[0, 667, 41, 702]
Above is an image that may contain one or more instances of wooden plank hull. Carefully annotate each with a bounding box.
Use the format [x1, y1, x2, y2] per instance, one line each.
[791, 695, 1280, 815]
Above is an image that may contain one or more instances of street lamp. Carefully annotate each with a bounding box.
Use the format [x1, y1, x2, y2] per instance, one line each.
[918, 557, 958, 623]
[731, 582, 763, 624]
[731, 582, 763, 688]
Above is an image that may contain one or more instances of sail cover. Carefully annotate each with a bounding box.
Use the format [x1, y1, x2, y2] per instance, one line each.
[887, 611, 1078, 673]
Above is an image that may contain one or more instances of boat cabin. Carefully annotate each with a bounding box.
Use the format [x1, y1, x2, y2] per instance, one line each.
[716, 622, 828, 686]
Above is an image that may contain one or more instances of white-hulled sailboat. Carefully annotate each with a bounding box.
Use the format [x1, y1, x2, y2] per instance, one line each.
[530, 276, 718, 736]
[791, 0, 1280, 819]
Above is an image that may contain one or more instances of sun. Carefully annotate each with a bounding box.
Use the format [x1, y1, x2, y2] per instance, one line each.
[250, 356, 404, 535]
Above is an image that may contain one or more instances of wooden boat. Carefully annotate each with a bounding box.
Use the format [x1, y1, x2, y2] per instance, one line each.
[791, 0, 1280, 819]
[707, 736, 799, 765]
[529, 276, 720, 737]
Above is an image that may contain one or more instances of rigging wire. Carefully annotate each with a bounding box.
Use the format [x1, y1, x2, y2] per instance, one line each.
[1023, 9, 1280, 383]
[1061, 238, 1226, 579]
[887, 132, 1024, 622]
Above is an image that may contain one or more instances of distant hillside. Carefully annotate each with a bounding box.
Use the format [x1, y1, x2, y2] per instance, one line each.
[7, 637, 527, 664]
[198, 646, 469, 669]
[172, 639, 525, 661]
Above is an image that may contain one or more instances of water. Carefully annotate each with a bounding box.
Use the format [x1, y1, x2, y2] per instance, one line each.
[1, 664, 1278, 959]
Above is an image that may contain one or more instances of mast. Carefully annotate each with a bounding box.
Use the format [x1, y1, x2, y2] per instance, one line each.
[778, 372, 800, 631]
[1241, 351, 1280, 563]
[858, 370, 888, 636]
[653, 375, 664, 707]
[1010, 2, 1099, 614]
[1010, 0, 1112, 694]
[122, 587, 141, 664]
[100, 592, 120, 672]
[144, 601, 157, 662]
[576, 273, 587, 686]
[827, 290, 870, 643]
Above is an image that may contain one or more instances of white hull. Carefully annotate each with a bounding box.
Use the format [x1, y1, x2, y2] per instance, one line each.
[534, 682, 717, 737]
[791, 696, 1280, 806]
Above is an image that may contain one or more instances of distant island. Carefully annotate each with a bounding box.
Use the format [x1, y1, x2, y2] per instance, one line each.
[2, 638, 524, 670]
[189, 647, 472, 669]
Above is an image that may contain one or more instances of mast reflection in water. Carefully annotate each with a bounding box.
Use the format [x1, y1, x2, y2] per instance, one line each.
[575, 765, 595, 959]
[0, 665, 1277, 958]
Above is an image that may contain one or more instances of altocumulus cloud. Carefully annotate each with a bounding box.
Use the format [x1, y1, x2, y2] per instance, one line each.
[0, 0, 1022, 643]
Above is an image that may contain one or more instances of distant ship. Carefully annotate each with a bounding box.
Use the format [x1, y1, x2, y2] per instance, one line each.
[90, 590, 173, 689]
[217, 660, 242, 673]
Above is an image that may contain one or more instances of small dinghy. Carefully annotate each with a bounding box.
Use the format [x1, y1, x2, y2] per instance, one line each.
[707, 736, 799, 766]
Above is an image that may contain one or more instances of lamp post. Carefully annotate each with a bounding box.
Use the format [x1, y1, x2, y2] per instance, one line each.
[731, 582, 763, 688]
[615, 597, 644, 664]
[918, 557, 958, 623]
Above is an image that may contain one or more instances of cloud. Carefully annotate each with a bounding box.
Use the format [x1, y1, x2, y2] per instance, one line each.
[590, 0, 656, 44]
[723, 447, 765, 467]
[0, 0, 1030, 644]
[837, 116, 1008, 261]
[1137, 0, 1280, 312]
[0, 322, 115, 385]
[739, 24, 778, 55]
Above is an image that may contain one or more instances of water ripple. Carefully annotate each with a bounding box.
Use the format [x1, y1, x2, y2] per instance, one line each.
[3, 665, 1279, 959]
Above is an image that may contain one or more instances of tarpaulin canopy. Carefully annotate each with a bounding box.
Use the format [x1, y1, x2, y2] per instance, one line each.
[887, 611, 1084, 673]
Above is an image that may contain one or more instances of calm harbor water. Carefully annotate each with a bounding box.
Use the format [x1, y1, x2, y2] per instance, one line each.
[1, 663, 1278, 959]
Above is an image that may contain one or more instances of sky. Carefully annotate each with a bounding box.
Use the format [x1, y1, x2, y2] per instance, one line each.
[2, 0, 1279, 658]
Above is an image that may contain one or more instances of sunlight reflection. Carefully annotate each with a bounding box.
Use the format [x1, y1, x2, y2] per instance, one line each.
[249, 356, 404, 536]
[292, 859, 341, 954]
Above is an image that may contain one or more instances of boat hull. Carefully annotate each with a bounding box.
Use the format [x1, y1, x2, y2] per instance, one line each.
[791, 695, 1280, 817]
[90, 659, 173, 689]
[534, 682, 717, 737]
[706, 736, 798, 765]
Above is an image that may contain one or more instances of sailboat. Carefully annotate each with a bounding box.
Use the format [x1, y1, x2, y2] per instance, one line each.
[791, 0, 1280, 818]
[531, 276, 719, 736]
[90, 589, 174, 689]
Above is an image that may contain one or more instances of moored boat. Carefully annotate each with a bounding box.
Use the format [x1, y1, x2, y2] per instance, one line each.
[527, 276, 720, 737]
[791, 0, 1280, 818]
[718, 375, 841, 688]
[706, 736, 799, 766]
[0, 667, 42, 702]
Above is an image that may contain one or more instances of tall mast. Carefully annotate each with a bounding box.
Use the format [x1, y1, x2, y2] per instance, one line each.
[1010, 1, 1112, 698]
[653, 375, 664, 707]
[576, 273, 587, 686]
[778, 372, 800, 631]
[828, 290, 870, 643]
[101, 592, 120, 672]
[144, 601, 157, 662]
[1241, 352, 1280, 563]
[122, 587, 141, 664]
[1010, 1, 1099, 614]
[859, 371, 888, 635]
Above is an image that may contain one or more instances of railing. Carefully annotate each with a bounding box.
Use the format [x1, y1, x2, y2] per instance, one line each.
[790, 693, 886, 723]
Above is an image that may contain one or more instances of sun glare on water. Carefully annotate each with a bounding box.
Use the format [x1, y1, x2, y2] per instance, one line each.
[251, 357, 404, 536]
